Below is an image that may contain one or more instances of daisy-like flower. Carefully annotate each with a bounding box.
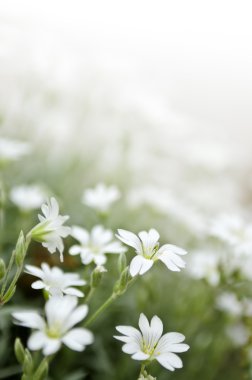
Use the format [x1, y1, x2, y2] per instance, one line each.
[114, 313, 189, 371]
[30, 197, 71, 262]
[82, 183, 121, 213]
[12, 296, 94, 356]
[116, 229, 187, 277]
[0, 137, 31, 162]
[70, 225, 126, 265]
[25, 263, 86, 297]
[10, 185, 46, 211]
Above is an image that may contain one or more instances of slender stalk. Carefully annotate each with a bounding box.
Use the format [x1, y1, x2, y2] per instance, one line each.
[139, 363, 146, 377]
[84, 293, 117, 327]
[84, 287, 95, 304]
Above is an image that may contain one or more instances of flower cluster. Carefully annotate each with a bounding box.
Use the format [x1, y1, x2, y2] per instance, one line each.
[10, 187, 189, 378]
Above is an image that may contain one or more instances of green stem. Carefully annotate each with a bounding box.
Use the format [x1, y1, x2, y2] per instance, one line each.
[140, 363, 146, 376]
[84, 272, 138, 328]
[84, 287, 95, 304]
[84, 293, 117, 327]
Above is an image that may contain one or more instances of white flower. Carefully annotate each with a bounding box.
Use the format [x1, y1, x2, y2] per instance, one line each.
[187, 250, 220, 286]
[0, 137, 31, 162]
[82, 183, 121, 213]
[116, 229, 187, 277]
[31, 197, 71, 262]
[10, 185, 46, 211]
[25, 263, 86, 297]
[226, 323, 249, 347]
[211, 214, 252, 256]
[12, 296, 94, 356]
[216, 292, 243, 317]
[70, 225, 126, 265]
[114, 313, 189, 371]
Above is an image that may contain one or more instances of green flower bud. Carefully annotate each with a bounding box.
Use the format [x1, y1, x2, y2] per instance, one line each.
[113, 266, 130, 295]
[14, 338, 25, 364]
[30, 221, 50, 243]
[0, 258, 6, 280]
[15, 231, 26, 267]
[23, 349, 33, 375]
[118, 252, 127, 273]
[91, 265, 107, 288]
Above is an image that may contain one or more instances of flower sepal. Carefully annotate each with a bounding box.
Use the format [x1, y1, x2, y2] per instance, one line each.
[113, 266, 130, 296]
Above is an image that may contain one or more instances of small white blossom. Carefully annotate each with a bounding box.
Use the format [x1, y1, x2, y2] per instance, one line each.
[187, 250, 220, 286]
[216, 292, 243, 317]
[216, 292, 252, 318]
[116, 229, 187, 277]
[82, 183, 121, 213]
[211, 214, 252, 256]
[31, 197, 71, 262]
[114, 313, 189, 371]
[10, 185, 46, 211]
[12, 296, 94, 356]
[25, 263, 86, 297]
[70, 225, 126, 265]
[0, 137, 31, 162]
[226, 323, 249, 346]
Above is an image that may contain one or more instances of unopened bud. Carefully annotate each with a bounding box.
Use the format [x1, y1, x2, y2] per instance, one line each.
[14, 338, 25, 364]
[91, 266, 107, 288]
[0, 258, 6, 280]
[113, 266, 130, 295]
[15, 231, 26, 267]
[23, 349, 33, 375]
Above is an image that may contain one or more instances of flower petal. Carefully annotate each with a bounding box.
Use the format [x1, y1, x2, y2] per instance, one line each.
[12, 311, 45, 329]
[63, 287, 84, 297]
[25, 265, 44, 279]
[43, 338, 61, 356]
[129, 256, 153, 277]
[64, 305, 88, 331]
[62, 328, 94, 351]
[122, 342, 140, 354]
[31, 280, 46, 290]
[116, 229, 142, 252]
[28, 331, 47, 351]
[157, 352, 183, 370]
[131, 351, 150, 361]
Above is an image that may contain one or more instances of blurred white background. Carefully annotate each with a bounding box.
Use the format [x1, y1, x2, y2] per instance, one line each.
[1, 0, 252, 171]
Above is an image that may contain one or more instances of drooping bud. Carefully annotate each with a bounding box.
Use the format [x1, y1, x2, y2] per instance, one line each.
[91, 265, 107, 288]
